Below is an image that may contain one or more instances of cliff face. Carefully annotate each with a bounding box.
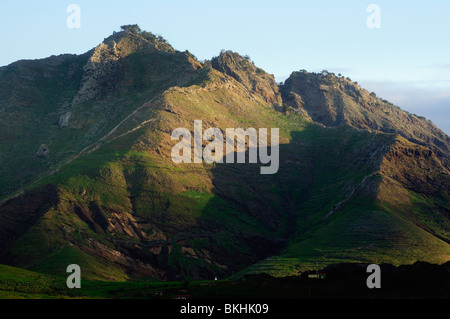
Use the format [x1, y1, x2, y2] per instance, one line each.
[0, 27, 448, 280]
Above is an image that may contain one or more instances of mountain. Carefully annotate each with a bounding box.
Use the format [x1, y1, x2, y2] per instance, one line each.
[280, 70, 450, 165]
[0, 26, 448, 281]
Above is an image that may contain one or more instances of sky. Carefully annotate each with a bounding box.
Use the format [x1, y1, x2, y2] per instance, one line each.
[0, 0, 449, 134]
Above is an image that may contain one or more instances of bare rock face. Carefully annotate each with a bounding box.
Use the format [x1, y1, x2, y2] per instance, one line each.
[281, 91, 310, 118]
[211, 51, 282, 105]
[58, 111, 72, 127]
[36, 144, 50, 157]
[70, 37, 123, 106]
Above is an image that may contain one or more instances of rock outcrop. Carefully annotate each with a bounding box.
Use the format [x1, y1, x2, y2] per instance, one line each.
[36, 144, 50, 157]
[211, 50, 282, 105]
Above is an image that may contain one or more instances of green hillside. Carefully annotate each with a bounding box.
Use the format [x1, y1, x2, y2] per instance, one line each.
[0, 26, 448, 283]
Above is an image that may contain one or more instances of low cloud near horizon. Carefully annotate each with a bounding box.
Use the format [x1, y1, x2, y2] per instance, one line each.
[360, 81, 450, 136]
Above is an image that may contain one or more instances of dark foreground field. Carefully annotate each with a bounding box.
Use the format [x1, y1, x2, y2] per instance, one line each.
[1, 261, 449, 299]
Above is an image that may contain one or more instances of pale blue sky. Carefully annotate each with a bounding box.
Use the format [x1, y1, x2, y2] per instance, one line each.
[1, 0, 449, 133]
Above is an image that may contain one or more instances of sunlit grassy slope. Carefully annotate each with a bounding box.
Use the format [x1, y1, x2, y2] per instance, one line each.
[0, 29, 448, 281]
[3, 69, 448, 280]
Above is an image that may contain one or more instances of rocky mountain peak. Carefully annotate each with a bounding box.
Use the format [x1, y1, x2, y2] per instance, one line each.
[281, 70, 450, 166]
[70, 26, 177, 107]
[211, 50, 282, 105]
